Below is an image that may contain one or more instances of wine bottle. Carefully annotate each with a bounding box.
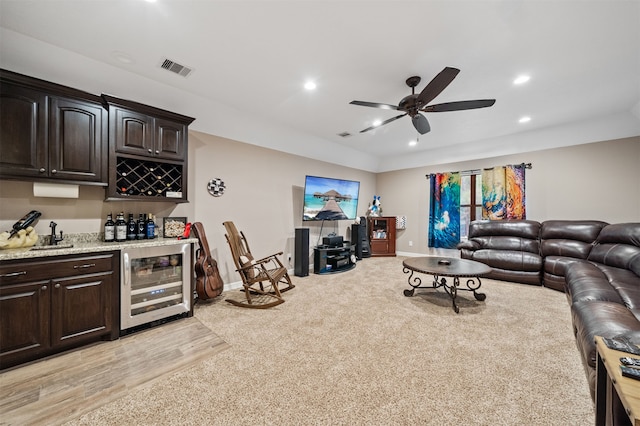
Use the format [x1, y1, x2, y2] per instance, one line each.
[127, 213, 137, 240]
[104, 213, 115, 242]
[137, 213, 146, 240]
[146, 213, 155, 239]
[115, 212, 127, 242]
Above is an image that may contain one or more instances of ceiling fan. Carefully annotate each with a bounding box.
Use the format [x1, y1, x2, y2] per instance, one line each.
[350, 67, 496, 134]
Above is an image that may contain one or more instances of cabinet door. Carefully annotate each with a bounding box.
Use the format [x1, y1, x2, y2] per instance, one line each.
[49, 97, 107, 183]
[0, 280, 51, 368]
[113, 108, 154, 156]
[50, 271, 113, 349]
[0, 84, 47, 178]
[155, 117, 186, 160]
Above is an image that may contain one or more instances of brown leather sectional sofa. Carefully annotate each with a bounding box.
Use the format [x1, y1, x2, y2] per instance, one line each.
[457, 220, 640, 398]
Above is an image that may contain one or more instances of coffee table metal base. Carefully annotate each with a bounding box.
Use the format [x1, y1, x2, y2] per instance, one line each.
[403, 269, 486, 314]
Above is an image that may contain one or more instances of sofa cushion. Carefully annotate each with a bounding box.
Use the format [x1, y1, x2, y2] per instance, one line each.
[544, 255, 585, 277]
[564, 261, 624, 305]
[468, 235, 539, 254]
[471, 249, 542, 272]
[468, 219, 541, 240]
[589, 223, 640, 277]
[543, 256, 586, 292]
[598, 265, 640, 316]
[540, 220, 608, 245]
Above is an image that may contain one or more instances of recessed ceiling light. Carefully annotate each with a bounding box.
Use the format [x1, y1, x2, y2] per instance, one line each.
[409, 140, 417, 147]
[513, 75, 530, 85]
[519, 116, 531, 123]
[372, 119, 382, 127]
[304, 81, 316, 91]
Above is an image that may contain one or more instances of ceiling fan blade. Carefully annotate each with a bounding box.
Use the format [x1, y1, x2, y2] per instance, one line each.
[350, 100, 399, 110]
[412, 113, 431, 134]
[417, 67, 460, 105]
[359, 113, 407, 133]
[423, 99, 496, 112]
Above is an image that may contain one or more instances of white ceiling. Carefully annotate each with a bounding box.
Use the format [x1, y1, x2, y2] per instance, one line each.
[1, 0, 639, 172]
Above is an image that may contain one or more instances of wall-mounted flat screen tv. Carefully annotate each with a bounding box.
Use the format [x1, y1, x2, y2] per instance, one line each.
[303, 175, 360, 221]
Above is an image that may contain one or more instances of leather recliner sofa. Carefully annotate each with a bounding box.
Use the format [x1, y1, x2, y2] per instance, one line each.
[457, 220, 640, 399]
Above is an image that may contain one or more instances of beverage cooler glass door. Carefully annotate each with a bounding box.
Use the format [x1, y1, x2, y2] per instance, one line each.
[121, 243, 191, 331]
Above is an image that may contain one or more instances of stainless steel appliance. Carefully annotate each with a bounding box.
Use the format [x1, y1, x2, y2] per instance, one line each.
[121, 243, 192, 332]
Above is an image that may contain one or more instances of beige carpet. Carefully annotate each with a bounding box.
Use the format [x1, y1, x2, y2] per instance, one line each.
[59, 256, 593, 425]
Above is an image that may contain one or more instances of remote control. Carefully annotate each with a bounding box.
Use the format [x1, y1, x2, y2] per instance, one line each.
[621, 366, 640, 381]
[620, 357, 640, 367]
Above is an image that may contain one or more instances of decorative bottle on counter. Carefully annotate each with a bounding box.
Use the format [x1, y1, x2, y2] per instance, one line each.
[127, 213, 137, 240]
[104, 213, 115, 242]
[115, 212, 127, 242]
[145, 213, 155, 239]
[136, 213, 146, 240]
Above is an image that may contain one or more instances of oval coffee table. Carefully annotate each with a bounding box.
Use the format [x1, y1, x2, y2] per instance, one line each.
[402, 256, 491, 313]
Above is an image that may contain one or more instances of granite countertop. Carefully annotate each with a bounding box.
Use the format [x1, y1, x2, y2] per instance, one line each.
[0, 234, 199, 261]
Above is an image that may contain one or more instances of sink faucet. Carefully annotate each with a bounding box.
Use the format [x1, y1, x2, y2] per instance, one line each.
[49, 221, 64, 245]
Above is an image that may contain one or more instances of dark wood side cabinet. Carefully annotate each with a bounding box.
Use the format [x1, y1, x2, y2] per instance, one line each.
[102, 95, 195, 202]
[0, 69, 108, 185]
[0, 251, 119, 369]
[368, 216, 396, 257]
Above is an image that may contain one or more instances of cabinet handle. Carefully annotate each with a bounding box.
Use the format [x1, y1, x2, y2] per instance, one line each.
[155, 150, 160, 154]
[41, 285, 47, 291]
[73, 263, 96, 269]
[51, 169, 57, 174]
[39, 168, 46, 173]
[148, 148, 153, 153]
[55, 283, 61, 289]
[0, 271, 27, 278]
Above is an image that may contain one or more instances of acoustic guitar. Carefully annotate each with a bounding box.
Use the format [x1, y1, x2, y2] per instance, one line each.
[191, 222, 224, 300]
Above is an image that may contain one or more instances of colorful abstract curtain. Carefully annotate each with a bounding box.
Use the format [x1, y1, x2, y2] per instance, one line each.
[481, 165, 526, 220]
[428, 172, 461, 248]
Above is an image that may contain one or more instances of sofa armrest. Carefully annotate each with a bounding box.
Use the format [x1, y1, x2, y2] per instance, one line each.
[457, 240, 480, 250]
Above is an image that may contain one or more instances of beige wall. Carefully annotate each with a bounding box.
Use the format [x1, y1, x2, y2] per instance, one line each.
[377, 136, 640, 255]
[188, 131, 376, 281]
[1, 133, 637, 282]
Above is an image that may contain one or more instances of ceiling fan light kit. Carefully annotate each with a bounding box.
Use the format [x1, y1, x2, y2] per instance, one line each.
[350, 67, 496, 135]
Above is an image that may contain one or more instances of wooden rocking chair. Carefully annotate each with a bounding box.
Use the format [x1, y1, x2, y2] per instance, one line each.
[222, 221, 295, 309]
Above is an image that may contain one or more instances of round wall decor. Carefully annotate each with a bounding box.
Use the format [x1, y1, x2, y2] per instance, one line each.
[207, 178, 226, 197]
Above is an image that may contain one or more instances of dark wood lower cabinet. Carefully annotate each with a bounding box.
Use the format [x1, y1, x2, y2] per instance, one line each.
[0, 280, 50, 365]
[0, 252, 119, 369]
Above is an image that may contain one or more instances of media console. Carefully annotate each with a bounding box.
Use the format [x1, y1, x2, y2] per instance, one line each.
[313, 244, 356, 274]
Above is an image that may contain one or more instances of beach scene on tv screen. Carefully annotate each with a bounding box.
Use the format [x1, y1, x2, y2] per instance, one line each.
[303, 176, 360, 221]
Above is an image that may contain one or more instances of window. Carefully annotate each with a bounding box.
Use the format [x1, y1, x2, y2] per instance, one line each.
[460, 173, 482, 239]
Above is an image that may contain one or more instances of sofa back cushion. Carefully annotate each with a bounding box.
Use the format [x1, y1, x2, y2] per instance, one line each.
[540, 220, 609, 259]
[468, 220, 541, 254]
[588, 223, 640, 277]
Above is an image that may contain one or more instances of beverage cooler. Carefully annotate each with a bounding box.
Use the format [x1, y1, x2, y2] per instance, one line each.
[120, 243, 192, 332]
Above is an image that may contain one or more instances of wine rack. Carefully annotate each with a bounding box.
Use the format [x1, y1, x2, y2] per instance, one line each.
[115, 157, 183, 199]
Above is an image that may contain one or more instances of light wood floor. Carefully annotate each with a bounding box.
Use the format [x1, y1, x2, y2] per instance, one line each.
[0, 317, 229, 426]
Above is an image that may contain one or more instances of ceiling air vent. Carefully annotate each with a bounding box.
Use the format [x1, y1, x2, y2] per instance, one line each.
[338, 131, 352, 138]
[160, 58, 193, 78]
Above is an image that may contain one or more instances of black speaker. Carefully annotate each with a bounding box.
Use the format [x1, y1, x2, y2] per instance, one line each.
[351, 218, 370, 259]
[294, 228, 309, 277]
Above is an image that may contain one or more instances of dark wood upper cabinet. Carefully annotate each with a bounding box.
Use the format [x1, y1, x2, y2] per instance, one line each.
[0, 83, 47, 178]
[103, 95, 192, 162]
[0, 69, 108, 185]
[103, 95, 194, 202]
[155, 117, 186, 160]
[48, 97, 106, 182]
